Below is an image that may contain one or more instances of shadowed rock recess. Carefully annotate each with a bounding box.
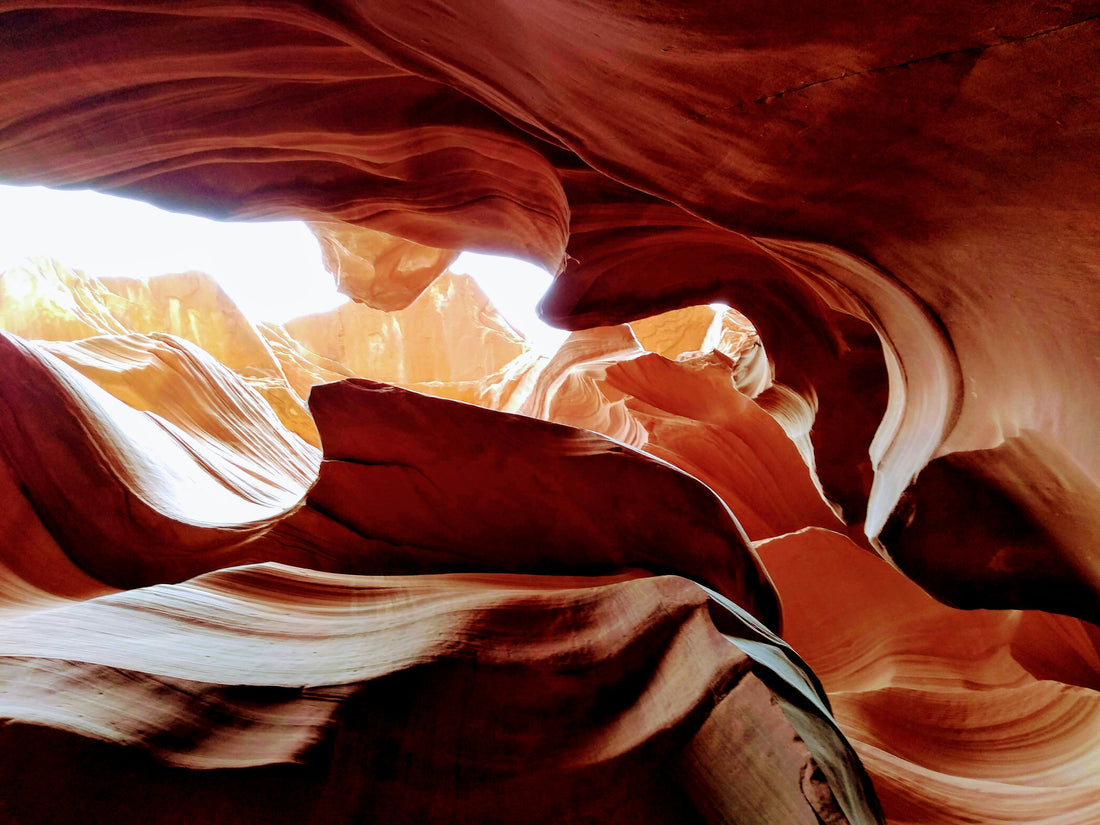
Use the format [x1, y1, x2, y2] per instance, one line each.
[0, 4, 1097, 824]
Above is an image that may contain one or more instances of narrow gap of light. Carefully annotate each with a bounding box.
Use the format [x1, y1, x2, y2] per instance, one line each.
[449, 251, 568, 358]
[0, 185, 348, 323]
[0, 186, 565, 358]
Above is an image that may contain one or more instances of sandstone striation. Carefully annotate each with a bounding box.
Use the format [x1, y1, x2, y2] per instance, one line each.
[0, 568, 877, 825]
[0, 3, 1097, 823]
[0, 259, 549, 431]
[5, 1, 1095, 572]
[522, 325, 847, 542]
[0, 258, 320, 443]
[756, 527, 1100, 825]
[0, 328, 880, 824]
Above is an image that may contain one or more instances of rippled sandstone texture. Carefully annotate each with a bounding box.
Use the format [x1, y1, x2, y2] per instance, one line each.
[0, 257, 325, 443]
[0, 3, 1098, 824]
[0, 325, 880, 824]
[0, 258, 545, 436]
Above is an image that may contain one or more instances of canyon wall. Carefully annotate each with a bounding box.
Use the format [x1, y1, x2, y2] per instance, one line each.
[0, 3, 1097, 823]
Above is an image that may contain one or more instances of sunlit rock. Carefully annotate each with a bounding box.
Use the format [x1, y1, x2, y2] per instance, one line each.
[309, 221, 459, 310]
[523, 325, 846, 542]
[628, 303, 757, 364]
[0, 259, 548, 438]
[257, 321, 357, 400]
[0, 257, 129, 340]
[756, 527, 1100, 825]
[0, 259, 319, 444]
[283, 270, 544, 411]
[0, 4, 1097, 823]
[0, 332, 317, 588]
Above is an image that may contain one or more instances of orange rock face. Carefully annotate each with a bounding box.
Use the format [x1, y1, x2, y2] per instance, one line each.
[522, 325, 847, 543]
[0, 4, 1097, 824]
[283, 269, 544, 411]
[0, 326, 880, 824]
[0, 259, 546, 431]
[756, 528, 1100, 825]
[0, 258, 321, 444]
[308, 221, 459, 311]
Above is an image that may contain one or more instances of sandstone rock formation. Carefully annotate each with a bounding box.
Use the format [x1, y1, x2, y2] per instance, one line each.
[282, 269, 544, 411]
[756, 528, 1100, 825]
[0, 258, 321, 443]
[308, 221, 458, 310]
[522, 324, 847, 543]
[0, 258, 546, 432]
[0, 328, 880, 824]
[0, 3, 1097, 824]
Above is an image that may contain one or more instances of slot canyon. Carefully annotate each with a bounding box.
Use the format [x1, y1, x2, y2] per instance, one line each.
[0, 3, 1097, 824]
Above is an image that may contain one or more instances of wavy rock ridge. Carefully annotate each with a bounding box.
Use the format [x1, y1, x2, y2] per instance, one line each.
[1, 4, 1098, 823]
[0, 317, 882, 823]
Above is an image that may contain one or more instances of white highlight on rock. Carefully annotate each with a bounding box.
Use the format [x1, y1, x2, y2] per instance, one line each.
[0, 186, 565, 355]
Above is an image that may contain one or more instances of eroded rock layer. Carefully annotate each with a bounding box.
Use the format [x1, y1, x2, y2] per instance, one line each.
[521, 324, 847, 543]
[0, 258, 547, 433]
[0, 328, 881, 824]
[282, 269, 543, 411]
[756, 528, 1100, 825]
[6, 2, 1097, 565]
[0, 258, 321, 443]
[308, 221, 458, 311]
[0, 3, 1097, 824]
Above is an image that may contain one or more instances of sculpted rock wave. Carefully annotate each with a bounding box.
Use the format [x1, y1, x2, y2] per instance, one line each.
[0, 258, 320, 443]
[0, 328, 880, 824]
[282, 269, 543, 411]
[757, 527, 1100, 825]
[0, 3, 1097, 823]
[522, 324, 848, 543]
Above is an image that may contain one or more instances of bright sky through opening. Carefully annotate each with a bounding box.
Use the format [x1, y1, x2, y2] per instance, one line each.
[0, 185, 568, 356]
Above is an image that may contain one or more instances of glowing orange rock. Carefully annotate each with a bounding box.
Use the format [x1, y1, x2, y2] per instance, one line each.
[0, 331, 316, 588]
[309, 221, 458, 310]
[524, 325, 846, 542]
[756, 527, 1100, 825]
[0, 258, 131, 340]
[283, 270, 544, 411]
[628, 303, 757, 363]
[0, 259, 548, 439]
[0, 259, 319, 444]
[257, 321, 357, 401]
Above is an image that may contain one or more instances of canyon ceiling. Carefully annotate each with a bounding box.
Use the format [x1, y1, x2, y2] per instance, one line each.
[0, 3, 1098, 824]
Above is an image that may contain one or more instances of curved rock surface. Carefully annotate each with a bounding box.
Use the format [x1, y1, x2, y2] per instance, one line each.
[0, 258, 321, 443]
[0, 332, 315, 588]
[308, 221, 458, 311]
[522, 325, 848, 543]
[0, 328, 880, 823]
[3, 1, 1095, 582]
[0, 568, 876, 825]
[282, 269, 544, 411]
[0, 259, 548, 431]
[756, 527, 1100, 825]
[0, 4, 1097, 824]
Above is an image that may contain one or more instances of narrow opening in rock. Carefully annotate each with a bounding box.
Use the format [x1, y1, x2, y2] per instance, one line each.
[0, 185, 568, 359]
